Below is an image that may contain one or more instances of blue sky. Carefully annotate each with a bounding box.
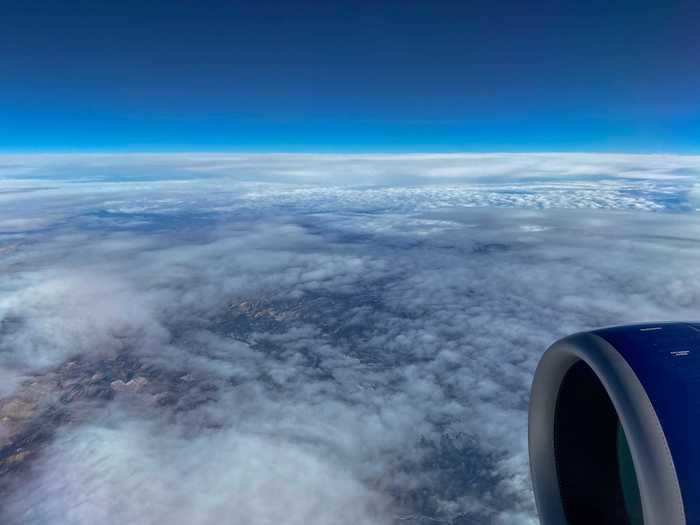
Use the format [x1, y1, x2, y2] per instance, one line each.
[1, 0, 698, 152]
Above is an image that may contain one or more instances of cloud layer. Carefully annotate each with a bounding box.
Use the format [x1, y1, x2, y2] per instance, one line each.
[2, 154, 700, 524]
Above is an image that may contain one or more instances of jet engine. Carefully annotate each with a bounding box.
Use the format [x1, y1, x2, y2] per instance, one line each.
[529, 322, 699, 525]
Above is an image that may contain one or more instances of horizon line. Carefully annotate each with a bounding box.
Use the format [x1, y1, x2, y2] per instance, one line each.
[1, 150, 699, 158]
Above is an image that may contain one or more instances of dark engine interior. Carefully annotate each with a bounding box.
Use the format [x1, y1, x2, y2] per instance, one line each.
[554, 360, 644, 525]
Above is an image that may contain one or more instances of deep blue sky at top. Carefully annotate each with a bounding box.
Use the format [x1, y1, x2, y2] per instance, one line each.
[1, 0, 698, 152]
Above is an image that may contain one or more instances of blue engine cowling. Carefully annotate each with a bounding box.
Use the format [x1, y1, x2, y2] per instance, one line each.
[529, 322, 700, 525]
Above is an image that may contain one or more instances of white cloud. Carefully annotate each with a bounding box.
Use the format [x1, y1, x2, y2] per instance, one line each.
[2, 154, 700, 524]
[4, 419, 392, 525]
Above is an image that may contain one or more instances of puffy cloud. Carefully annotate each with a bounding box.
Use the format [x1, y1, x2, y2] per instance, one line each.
[0, 271, 169, 372]
[3, 418, 392, 525]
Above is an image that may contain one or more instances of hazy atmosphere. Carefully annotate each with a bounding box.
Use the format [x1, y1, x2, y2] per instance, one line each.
[2, 153, 700, 524]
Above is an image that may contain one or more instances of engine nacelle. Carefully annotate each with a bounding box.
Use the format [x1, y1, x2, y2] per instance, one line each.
[529, 322, 700, 525]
